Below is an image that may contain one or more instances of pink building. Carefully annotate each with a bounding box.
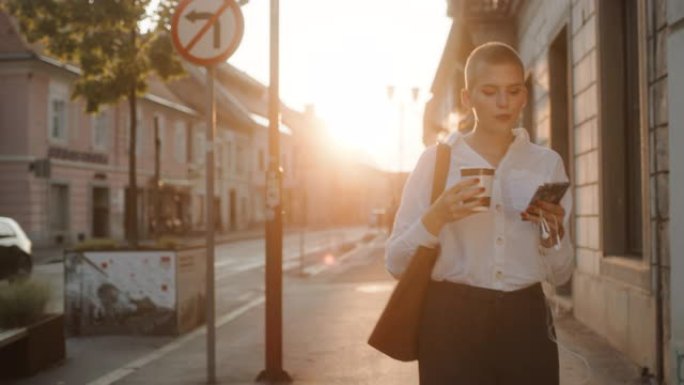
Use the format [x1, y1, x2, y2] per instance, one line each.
[0, 8, 387, 250]
[0, 11, 201, 246]
[0, 11, 309, 247]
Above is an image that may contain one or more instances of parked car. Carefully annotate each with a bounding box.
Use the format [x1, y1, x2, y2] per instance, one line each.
[0, 217, 32, 281]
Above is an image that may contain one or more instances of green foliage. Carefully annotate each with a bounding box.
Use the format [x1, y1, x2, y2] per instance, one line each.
[73, 238, 119, 251]
[4, 0, 184, 113]
[0, 280, 51, 329]
[71, 237, 185, 251]
[155, 236, 181, 249]
[4, 0, 186, 243]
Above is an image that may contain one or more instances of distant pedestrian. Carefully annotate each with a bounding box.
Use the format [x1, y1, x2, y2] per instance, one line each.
[386, 42, 574, 384]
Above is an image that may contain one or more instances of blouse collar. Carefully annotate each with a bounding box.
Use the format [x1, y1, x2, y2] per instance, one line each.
[446, 127, 530, 147]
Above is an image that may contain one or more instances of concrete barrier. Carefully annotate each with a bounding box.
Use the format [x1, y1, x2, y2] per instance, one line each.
[64, 247, 206, 335]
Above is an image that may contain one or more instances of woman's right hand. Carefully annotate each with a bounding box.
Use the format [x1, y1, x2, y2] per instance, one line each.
[421, 178, 485, 236]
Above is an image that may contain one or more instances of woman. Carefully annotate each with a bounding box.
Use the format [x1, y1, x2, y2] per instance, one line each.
[386, 42, 574, 384]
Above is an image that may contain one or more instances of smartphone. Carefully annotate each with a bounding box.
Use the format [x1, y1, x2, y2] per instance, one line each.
[528, 182, 570, 205]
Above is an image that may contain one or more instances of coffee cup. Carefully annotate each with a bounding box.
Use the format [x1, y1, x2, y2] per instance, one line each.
[460, 167, 495, 211]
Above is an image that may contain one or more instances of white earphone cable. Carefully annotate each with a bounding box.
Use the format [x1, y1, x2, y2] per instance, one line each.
[537, 207, 592, 384]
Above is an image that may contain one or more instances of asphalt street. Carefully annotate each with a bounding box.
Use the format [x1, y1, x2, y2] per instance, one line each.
[10, 226, 371, 385]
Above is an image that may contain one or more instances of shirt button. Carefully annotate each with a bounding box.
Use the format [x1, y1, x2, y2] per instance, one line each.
[496, 236, 504, 246]
[495, 204, 502, 212]
[495, 270, 503, 280]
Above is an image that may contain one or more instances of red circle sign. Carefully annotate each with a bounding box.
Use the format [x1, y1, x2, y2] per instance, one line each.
[171, 0, 244, 66]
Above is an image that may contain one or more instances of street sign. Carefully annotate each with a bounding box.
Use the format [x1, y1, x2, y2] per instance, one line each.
[265, 170, 281, 208]
[171, 1, 244, 383]
[171, 0, 244, 66]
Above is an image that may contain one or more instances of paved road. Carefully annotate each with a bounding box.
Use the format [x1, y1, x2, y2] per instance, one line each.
[10, 226, 640, 385]
[10, 226, 373, 385]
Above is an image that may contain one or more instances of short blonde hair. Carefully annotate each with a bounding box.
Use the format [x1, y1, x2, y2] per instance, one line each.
[464, 42, 524, 89]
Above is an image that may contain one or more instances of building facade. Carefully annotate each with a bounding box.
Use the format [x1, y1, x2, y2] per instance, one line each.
[428, 0, 683, 383]
[0, 50, 201, 245]
[0, 11, 303, 247]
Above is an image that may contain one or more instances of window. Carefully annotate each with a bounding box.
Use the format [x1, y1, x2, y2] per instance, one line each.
[92, 110, 109, 150]
[258, 149, 265, 172]
[216, 145, 223, 174]
[195, 131, 205, 164]
[598, 0, 643, 257]
[226, 141, 233, 173]
[236, 144, 245, 175]
[50, 99, 68, 141]
[174, 121, 187, 163]
[48, 81, 69, 142]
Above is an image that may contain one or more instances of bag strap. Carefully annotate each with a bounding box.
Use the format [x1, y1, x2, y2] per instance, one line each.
[431, 143, 451, 204]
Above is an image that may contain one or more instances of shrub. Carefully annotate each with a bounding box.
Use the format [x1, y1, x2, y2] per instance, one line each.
[155, 236, 181, 249]
[0, 280, 50, 329]
[73, 238, 118, 251]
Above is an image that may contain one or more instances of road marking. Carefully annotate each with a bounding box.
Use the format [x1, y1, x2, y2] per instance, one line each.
[282, 260, 300, 271]
[356, 282, 395, 293]
[85, 296, 265, 385]
[84, 230, 373, 384]
[216, 254, 301, 277]
[301, 243, 370, 276]
[214, 258, 242, 268]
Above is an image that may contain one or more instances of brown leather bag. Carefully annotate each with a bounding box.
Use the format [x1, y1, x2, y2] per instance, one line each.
[367, 142, 451, 362]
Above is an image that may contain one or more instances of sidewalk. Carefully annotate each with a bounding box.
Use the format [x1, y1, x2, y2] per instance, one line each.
[100, 238, 643, 385]
[110, 239, 417, 385]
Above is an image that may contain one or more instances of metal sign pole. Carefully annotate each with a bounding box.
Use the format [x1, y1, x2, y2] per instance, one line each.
[206, 64, 217, 385]
[256, 0, 291, 381]
[170, 2, 243, 384]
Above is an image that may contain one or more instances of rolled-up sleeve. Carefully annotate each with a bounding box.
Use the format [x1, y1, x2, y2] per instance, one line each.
[539, 155, 576, 286]
[385, 146, 440, 278]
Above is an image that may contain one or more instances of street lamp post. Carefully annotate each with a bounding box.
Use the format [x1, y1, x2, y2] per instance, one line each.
[386, 85, 420, 172]
[257, 0, 291, 382]
[385, 85, 419, 233]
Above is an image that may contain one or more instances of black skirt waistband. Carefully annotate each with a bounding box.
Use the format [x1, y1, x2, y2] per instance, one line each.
[428, 280, 544, 303]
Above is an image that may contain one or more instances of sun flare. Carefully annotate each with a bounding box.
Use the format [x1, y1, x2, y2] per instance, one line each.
[230, 0, 451, 171]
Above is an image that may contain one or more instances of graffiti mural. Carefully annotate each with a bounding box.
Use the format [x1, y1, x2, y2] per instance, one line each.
[65, 251, 178, 335]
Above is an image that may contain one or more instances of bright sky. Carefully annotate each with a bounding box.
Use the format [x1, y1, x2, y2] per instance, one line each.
[228, 0, 451, 172]
[157, 0, 452, 171]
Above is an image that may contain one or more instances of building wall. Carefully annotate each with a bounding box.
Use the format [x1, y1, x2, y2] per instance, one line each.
[649, 0, 673, 380]
[666, 0, 684, 381]
[0, 69, 32, 235]
[0, 72, 29, 155]
[0, 55, 214, 245]
[517, 0, 666, 374]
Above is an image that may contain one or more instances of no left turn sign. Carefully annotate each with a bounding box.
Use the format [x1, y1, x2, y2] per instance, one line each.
[171, 0, 244, 66]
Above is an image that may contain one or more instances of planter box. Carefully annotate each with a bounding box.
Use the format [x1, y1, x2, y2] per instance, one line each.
[64, 247, 206, 335]
[0, 314, 66, 379]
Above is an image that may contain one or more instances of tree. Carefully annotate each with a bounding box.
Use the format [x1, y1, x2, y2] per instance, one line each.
[5, 0, 184, 246]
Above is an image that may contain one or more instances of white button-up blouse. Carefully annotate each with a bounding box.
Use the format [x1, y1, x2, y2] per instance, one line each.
[386, 128, 575, 291]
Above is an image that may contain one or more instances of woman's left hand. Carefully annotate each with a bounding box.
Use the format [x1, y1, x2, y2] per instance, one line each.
[521, 200, 565, 248]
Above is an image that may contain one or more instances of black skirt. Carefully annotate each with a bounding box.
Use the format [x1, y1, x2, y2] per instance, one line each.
[418, 280, 559, 385]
